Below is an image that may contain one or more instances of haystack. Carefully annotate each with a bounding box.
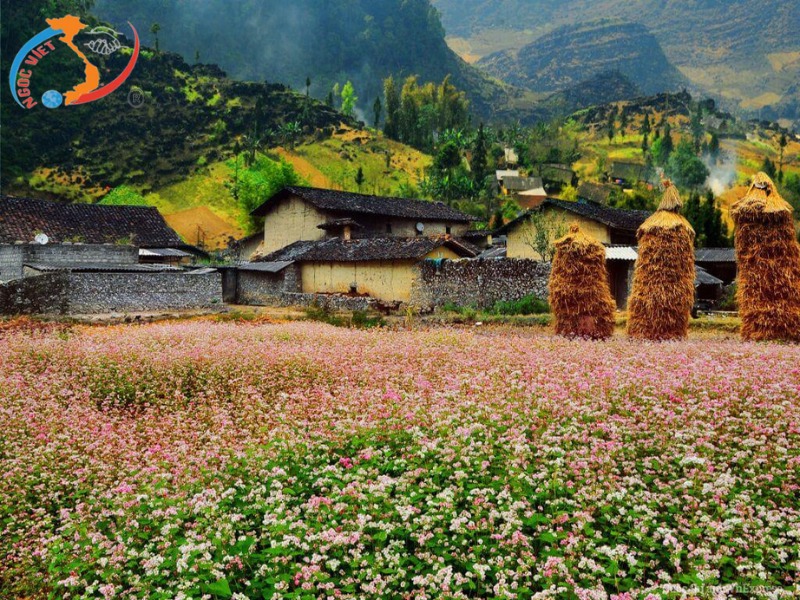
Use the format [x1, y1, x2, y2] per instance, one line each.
[627, 182, 696, 340]
[549, 223, 616, 339]
[730, 172, 800, 341]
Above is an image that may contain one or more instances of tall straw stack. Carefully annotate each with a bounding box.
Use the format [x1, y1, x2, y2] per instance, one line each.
[627, 182, 696, 340]
[549, 223, 616, 339]
[730, 172, 800, 342]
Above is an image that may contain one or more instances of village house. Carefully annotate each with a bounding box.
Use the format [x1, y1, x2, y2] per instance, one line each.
[249, 186, 477, 257]
[695, 247, 737, 285]
[577, 181, 616, 206]
[609, 161, 648, 187]
[0, 195, 219, 314]
[224, 236, 476, 306]
[499, 199, 651, 260]
[498, 200, 652, 309]
[540, 164, 578, 192]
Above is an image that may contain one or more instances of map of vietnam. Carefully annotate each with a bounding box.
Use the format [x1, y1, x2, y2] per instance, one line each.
[46, 15, 100, 105]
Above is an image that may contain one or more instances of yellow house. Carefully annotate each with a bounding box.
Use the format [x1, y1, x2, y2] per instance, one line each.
[500, 199, 650, 260]
[250, 186, 477, 257]
[252, 236, 476, 303]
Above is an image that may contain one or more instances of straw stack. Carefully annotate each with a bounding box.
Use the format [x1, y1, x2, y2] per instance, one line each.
[627, 182, 696, 340]
[730, 172, 800, 342]
[549, 223, 616, 339]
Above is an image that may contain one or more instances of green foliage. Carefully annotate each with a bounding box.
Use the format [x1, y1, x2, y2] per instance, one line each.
[683, 190, 731, 248]
[341, 81, 358, 118]
[225, 154, 302, 223]
[470, 123, 489, 184]
[383, 76, 469, 152]
[667, 139, 709, 189]
[493, 295, 550, 316]
[99, 186, 149, 206]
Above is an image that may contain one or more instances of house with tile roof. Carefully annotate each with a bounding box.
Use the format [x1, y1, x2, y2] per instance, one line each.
[250, 186, 477, 257]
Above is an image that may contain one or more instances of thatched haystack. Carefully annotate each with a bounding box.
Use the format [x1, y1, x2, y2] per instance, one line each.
[549, 223, 616, 339]
[731, 172, 800, 342]
[627, 182, 696, 340]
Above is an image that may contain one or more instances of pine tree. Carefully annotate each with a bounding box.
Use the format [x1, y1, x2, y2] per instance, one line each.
[470, 123, 488, 185]
[662, 123, 674, 159]
[355, 166, 365, 190]
[709, 133, 720, 165]
[372, 96, 382, 129]
[383, 76, 400, 139]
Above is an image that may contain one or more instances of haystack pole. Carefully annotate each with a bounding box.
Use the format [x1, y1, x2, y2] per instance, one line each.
[627, 181, 696, 340]
[549, 223, 616, 340]
[731, 172, 800, 342]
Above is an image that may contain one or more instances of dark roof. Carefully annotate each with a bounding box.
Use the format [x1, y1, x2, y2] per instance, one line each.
[695, 248, 736, 263]
[138, 247, 193, 258]
[462, 229, 493, 239]
[24, 263, 183, 273]
[0, 196, 185, 248]
[577, 182, 614, 205]
[541, 164, 576, 185]
[317, 218, 363, 230]
[496, 199, 651, 235]
[502, 176, 543, 192]
[610, 162, 647, 181]
[257, 237, 476, 263]
[251, 186, 477, 222]
[695, 266, 724, 286]
[237, 261, 295, 273]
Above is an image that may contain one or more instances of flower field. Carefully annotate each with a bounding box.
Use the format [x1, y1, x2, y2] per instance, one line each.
[1, 321, 799, 599]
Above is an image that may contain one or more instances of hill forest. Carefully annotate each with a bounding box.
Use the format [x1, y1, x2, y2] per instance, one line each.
[1, 0, 799, 250]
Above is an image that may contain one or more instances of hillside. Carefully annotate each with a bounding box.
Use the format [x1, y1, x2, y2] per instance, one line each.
[91, 0, 535, 123]
[434, 0, 800, 121]
[477, 20, 689, 96]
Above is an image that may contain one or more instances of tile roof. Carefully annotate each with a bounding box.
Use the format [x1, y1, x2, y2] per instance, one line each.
[317, 218, 363, 230]
[695, 266, 724, 286]
[695, 248, 736, 263]
[578, 182, 614, 205]
[604, 245, 638, 261]
[24, 263, 183, 273]
[257, 237, 476, 263]
[502, 176, 543, 192]
[496, 199, 651, 235]
[237, 261, 295, 273]
[0, 195, 184, 248]
[610, 161, 647, 181]
[251, 186, 477, 222]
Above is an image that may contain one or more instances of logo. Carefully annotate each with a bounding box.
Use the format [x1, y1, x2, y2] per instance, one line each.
[10, 15, 139, 109]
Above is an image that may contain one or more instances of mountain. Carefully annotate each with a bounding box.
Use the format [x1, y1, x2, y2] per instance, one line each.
[433, 0, 800, 118]
[91, 0, 531, 122]
[477, 20, 689, 96]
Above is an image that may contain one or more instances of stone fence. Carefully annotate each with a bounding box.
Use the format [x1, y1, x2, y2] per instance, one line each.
[411, 258, 551, 310]
[0, 243, 139, 282]
[0, 271, 222, 315]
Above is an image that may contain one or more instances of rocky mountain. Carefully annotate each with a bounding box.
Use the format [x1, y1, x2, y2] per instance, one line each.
[477, 20, 689, 96]
[433, 0, 799, 118]
[91, 0, 529, 123]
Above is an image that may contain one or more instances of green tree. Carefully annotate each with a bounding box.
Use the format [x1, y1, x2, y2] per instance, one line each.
[641, 112, 652, 138]
[340, 81, 357, 118]
[778, 133, 788, 183]
[606, 111, 615, 143]
[691, 103, 704, 152]
[150, 22, 161, 53]
[668, 140, 710, 190]
[194, 49, 200, 64]
[470, 123, 488, 185]
[383, 76, 400, 139]
[372, 96, 382, 129]
[355, 166, 365, 190]
[100, 185, 148, 206]
[762, 157, 777, 179]
[305, 76, 311, 100]
[662, 123, 674, 158]
[433, 141, 462, 174]
[708, 133, 720, 165]
[226, 154, 302, 226]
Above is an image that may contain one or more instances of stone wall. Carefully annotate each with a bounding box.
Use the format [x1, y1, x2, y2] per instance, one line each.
[0, 243, 138, 282]
[411, 258, 551, 310]
[0, 271, 222, 315]
[234, 265, 301, 305]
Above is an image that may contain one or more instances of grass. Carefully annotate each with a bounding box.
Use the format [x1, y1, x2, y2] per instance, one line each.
[292, 128, 432, 196]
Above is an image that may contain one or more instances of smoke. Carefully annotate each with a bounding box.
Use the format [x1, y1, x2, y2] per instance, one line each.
[705, 151, 738, 196]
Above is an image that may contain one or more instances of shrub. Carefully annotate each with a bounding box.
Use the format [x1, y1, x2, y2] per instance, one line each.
[493, 295, 549, 316]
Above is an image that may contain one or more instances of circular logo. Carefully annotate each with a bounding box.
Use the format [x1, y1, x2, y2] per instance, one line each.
[42, 90, 63, 109]
[127, 87, 145, 108]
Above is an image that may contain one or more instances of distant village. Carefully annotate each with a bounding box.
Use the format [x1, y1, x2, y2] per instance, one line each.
[0, 159, 738, 317]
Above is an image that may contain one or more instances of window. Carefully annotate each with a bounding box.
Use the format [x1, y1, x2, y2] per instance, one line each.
[446, 226, 451, 235]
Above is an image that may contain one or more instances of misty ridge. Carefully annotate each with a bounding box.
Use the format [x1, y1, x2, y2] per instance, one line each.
[94, 0, 462, 110]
